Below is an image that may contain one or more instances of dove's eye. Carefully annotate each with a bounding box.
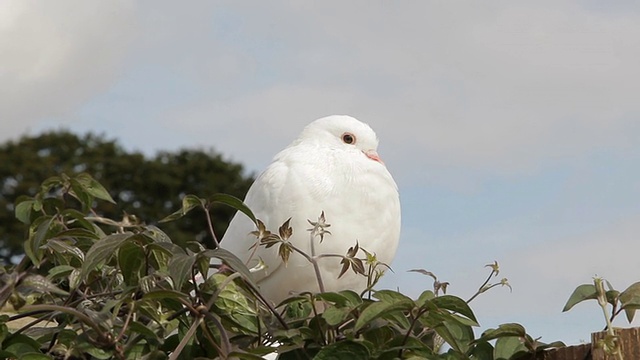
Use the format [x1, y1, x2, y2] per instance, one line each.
[341, 133, 356, 145]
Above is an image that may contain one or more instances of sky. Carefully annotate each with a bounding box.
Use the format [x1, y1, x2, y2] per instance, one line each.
[2, 0, 640, 346]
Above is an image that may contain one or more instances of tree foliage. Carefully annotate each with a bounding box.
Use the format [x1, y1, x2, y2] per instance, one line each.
[0, 174, 564, 359]
[0, 131, 254, 263]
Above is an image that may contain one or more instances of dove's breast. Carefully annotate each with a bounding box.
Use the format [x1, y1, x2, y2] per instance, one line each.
[222, 143, 401, 303]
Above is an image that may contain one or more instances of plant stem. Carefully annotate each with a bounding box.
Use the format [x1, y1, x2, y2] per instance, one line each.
[203, 206, 220, 249]
[272, 235, 327, 294]
[466, 268, 497, 303]
[201, 310, 230, 357]
[22, 304, 108, 342]
[399, 307, 429, 358]
[115, 301, 135, 343]
[168, 317, 202, 360]
[309, 230, 325, 293]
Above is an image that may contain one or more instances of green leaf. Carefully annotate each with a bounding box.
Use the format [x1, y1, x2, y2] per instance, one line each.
[127, 321, 161, 346]
[142, 289, 189, 300]
[360, 326, 395, 353]
[42, 239, 85, 261]
[494, 335, 528, 360]
[19, 274, 69, 296]
[209, 193, 257, 225]
[477, 323, 527, 343]
[24, 216, 54, 264]
[118, 241, 145, 285]
[196, 255, 210, 280]
[202, 248, 255, 287]
[620, 281, 640, 322]
[185, 240, 206, 253]
[316, 292, 351, 307]
[40, 175, 63, 193]
[323, 306, 351, 326]
[168, 252, 196, 290]
[435, 319, 475, 353]
[159, 194, 204, 223]
[279, 297, 313, 319]
[373, 289, 414, 304]
[147, 242, 184, 256]
[415, 290, 435, 308]
[81, 233, 133, 279]
[55, 227, 100, 240]
[0, 352, 16, 360]
[56, 225, 100, 240]
[47, 265, 75, 280]
[15, 199, 35, 224]
[354, 296, 413, 332]
[17, 354, 52, 360]
[620, 281, 640, 305]
[624, 307, 638, 323]
[205, 273, 260, 334]
[607, 289, 620, 303]
[2, 334, 43, 356]
[384, 308, 412, 329]
[339, 290, 364, 307]
[74, 173, 116, 204]
[69, 178, 93, 210]
[143, 225, 172, 243]
[431, 295, 478, 324]
[470, 341, 494, 360]
[227, 352, 269, 360]
[562, 284, 597, 312]
[147, 242, 182, 271]
[75, 336, 113, 359]
[314, 340, 370, 360]
[69, 268, 81, 289]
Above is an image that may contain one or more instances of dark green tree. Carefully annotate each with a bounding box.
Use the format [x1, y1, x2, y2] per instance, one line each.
[0, 130, 254, 263]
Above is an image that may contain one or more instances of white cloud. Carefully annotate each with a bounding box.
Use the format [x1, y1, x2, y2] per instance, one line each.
[5, 1, 637, 185]
[0, 0, 135, 142]
[150, 1, 640, 186]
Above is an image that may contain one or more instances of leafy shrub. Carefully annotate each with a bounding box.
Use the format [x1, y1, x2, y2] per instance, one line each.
[0, 131, 254, 264]
[0, 173, 569, 359]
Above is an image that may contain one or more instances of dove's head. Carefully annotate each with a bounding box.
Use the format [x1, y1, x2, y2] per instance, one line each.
[299, 115, 384, 164]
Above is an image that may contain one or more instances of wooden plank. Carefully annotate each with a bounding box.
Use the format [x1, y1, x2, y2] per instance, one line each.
[591, 327, 640, 360]
[537, 343, 591, 360]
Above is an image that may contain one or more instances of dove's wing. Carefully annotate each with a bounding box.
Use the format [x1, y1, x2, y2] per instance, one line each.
[220, 155, 293, 282]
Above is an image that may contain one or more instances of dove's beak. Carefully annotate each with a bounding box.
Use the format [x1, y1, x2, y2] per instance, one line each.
[364, 150, 384, 165]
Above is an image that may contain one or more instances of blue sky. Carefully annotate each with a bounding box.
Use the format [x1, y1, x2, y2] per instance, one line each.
[2, 0, 640, 345]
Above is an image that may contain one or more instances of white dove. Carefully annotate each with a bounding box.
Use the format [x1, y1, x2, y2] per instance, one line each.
[221, 115, 401, 305]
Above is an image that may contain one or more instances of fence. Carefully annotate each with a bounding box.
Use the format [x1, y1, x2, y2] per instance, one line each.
[538, 327, 640, 360]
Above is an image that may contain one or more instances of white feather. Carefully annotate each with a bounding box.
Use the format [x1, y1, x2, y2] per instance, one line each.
[221, 115, 401, 304]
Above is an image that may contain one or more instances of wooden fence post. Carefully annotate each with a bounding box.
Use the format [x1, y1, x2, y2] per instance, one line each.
[538, 327, 640, 360]
[591, 327, 640, 360]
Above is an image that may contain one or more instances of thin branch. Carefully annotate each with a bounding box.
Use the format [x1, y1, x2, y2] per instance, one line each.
[307, 215, 328, 294]
[203, 206, 220, 249]
[200, 309, 231, 357]
[466, 268, 497, 303]
[22, 304, 105, 336]
[399, 307, 429, 358]
[115, 302, 135, 343]
[308, 293, 327, 345]
[168, 317, 202, 360]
